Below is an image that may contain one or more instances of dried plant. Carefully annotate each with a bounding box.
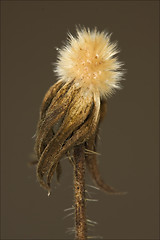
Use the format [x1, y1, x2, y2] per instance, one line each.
[33, 27, 124, 240]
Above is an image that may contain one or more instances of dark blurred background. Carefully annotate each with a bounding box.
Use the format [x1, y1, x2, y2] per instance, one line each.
[1, 1, 159, 239]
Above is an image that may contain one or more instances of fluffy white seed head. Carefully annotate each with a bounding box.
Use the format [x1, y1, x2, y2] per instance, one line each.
[55, 28, 123, 98]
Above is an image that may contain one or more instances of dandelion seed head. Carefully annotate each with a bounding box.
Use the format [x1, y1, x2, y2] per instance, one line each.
[55, 28, 123, 98]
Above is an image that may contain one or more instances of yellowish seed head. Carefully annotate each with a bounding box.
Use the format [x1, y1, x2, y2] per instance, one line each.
[55, 28, 123, 98]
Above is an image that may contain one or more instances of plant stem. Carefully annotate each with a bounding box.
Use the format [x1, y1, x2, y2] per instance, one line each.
[73, 144, 87, 240]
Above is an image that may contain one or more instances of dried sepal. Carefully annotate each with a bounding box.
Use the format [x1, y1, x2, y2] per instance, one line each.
[35, 81, 101, 191]
[85, 101, 125, 195]
[56, 161, 62, 182]
[85, 135, 117, 194]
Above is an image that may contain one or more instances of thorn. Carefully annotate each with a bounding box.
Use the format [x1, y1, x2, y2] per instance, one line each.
[48, 190, 51, 197]
[66, 227, 75, 235]
[87, 219, 98, 225]
[67, 152, 74, 165]
[86, 198, 98, 202]
[64, 206, 74, 212]
[66, 227, 75, 234]
[87, 223, 95, 227]
[85, 189, 92, 198]
[87, 236, 103, 239]
[85, 149, 101, 155]
[32, 133, 36, 139]
[86, 184, 100, 191]
[63, 212, 74, 219]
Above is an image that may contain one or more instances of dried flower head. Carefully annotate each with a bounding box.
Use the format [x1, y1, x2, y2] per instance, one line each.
[34, 28, 124, 194]
[55, 28, 123, 97]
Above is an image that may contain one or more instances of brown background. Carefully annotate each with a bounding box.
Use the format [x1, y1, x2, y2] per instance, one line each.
[1, 1, 159, 240]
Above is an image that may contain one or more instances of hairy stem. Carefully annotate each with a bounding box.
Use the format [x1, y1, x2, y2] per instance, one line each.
[73, 144, 87, 240]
